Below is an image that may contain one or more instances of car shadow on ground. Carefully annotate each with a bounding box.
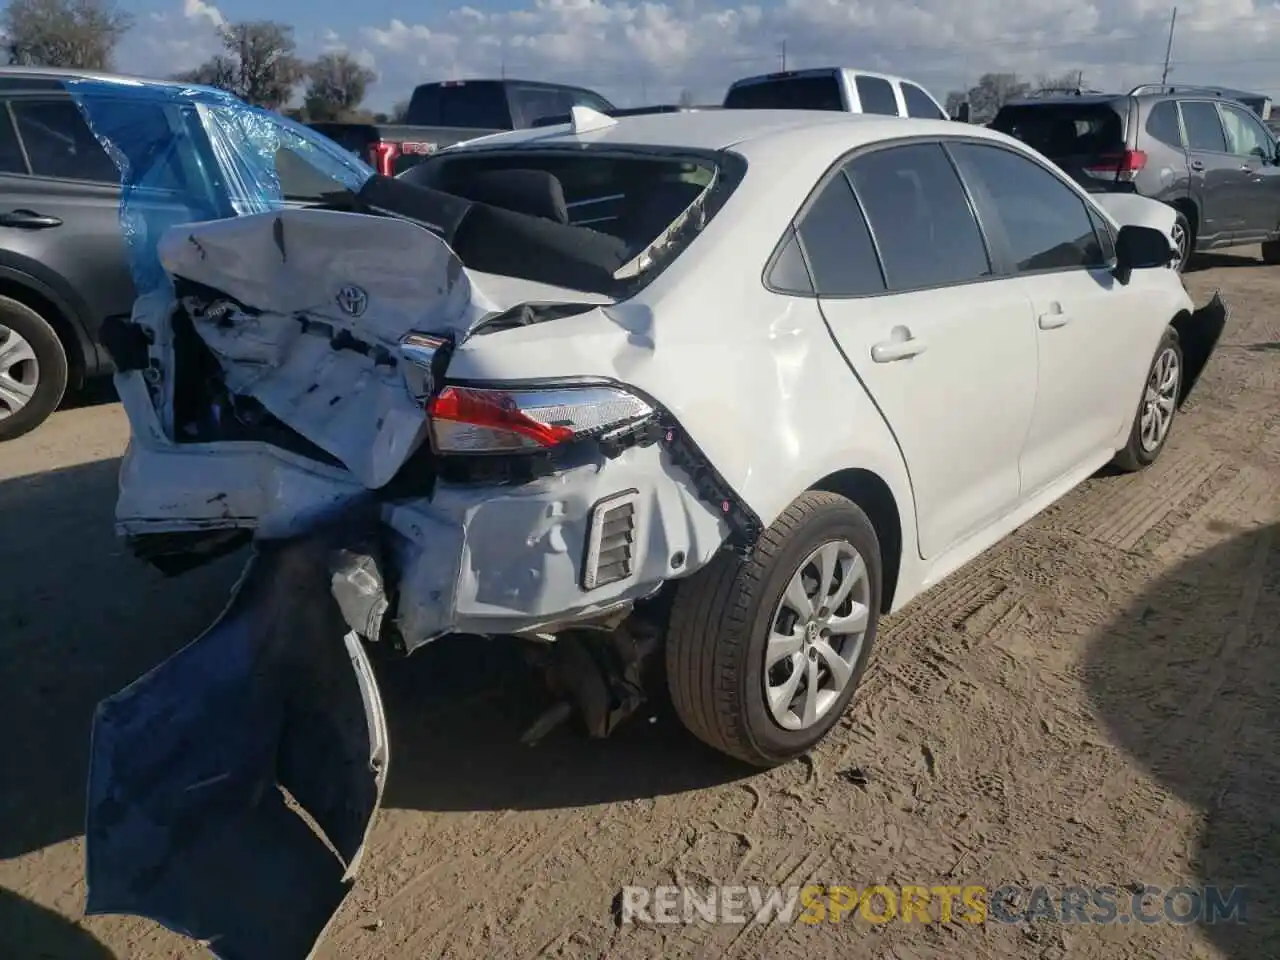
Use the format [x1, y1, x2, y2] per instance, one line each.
[0, 887, 116, 959]
[60, 378, 119, 412]
[0, 458, 745, 867]
[1083, 522, 1280, 958]
[377, 636, 750, 813]
[1187, 252, 1264, 271]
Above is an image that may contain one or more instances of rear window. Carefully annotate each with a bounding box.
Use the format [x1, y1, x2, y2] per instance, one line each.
[405, 82, 511, 129]
[724, 75, 843, 111]
[990, 103, 1126, 158]
[401, 149, 741, 296]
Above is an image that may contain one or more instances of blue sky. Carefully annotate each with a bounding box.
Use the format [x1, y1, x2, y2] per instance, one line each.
[117, 0, 1280, 112]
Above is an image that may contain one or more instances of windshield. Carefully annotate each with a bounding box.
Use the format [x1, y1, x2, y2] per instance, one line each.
[66, 77, 373, 297]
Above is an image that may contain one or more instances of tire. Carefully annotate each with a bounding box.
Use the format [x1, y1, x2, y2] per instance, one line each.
[665, 490, 883, 767]
[1170, 210, 1192, 274]
[1261, 239, 1280, 265]
[1112, 327, 1183, 473]
[0, 296, 68, 442]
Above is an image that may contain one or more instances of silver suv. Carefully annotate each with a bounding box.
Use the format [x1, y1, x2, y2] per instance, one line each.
[991, 83, 1280, 271]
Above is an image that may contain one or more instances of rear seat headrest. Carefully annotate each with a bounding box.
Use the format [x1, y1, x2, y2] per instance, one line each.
[447, 169, 570, 225]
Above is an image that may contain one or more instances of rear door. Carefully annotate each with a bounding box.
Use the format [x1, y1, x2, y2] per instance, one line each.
[989, 100, 1128, 187]
[804, 141, 1037, 559]
[947, 140, 1146, 495]
[1178, 98, 1242, 240]
[0, 95, 132, 344]
[1215, 100, 1280, 239]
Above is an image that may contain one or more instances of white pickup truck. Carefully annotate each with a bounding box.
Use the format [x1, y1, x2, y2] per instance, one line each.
[723, 67, 969, 122]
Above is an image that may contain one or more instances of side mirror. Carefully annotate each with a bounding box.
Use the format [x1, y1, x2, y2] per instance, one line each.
[1114, 224, 1176, 284]
[953, 102, 971, 123]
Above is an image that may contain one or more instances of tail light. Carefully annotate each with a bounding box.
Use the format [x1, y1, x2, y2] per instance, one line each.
[426, 384, 654, 454]
[369, 140, 400, 177]
[1083, 149, 1148, 183]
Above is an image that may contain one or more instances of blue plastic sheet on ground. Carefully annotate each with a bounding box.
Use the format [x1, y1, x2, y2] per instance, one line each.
[64, 77, 373, 297]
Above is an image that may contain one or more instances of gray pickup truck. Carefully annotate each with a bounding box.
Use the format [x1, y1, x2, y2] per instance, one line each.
[308, 78, 616, 176]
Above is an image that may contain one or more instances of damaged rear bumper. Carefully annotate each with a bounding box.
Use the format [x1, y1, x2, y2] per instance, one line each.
[118, 430, 729, 652]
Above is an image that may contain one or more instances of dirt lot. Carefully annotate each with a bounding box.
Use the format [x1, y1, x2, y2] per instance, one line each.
[1, 250, 1278, 960]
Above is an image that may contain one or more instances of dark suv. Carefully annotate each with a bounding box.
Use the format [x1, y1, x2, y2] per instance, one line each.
[990, 83, 1280, 271]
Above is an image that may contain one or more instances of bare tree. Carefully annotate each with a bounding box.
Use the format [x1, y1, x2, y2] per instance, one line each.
[944, 73, 1031, 124]
[303, 51, 376, 122]
[390, 99, 409, 123]
[2, 0, 133, 70]
[176, 20, 305, 110]
[1035, 69, 1086, 92]
[677, 87, 694, 108]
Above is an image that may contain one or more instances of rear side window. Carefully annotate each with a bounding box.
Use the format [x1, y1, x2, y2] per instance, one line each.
[990, 103, 1125, 159]
[1144, 101, 1184, 148]
[405, 83, 511, 129]
[902, 83, 945, 119]
[0, 104, 27, 174]
[855, 75, 899, 116]
[723, 76, 843, 111]
[10, 99, 118, 182]
[949, 142, 1105, 273]
[794, 172, 884, 296]
[845, 143, 991, 291]
[1179, 101, 1227, 152]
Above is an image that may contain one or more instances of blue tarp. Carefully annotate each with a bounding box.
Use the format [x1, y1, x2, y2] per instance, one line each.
[65, 77, 373, 297]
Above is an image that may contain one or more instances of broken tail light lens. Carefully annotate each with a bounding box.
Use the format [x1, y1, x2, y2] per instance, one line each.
[1083, 149, 1148, 183]
[427, 384, 654, 454]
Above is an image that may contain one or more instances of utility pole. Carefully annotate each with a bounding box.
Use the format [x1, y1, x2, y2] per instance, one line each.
[1160, 6, 1178, 85]
[779, 39, 787, 71]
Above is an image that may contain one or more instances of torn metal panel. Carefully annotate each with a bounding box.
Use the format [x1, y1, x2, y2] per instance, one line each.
[85, 530, 388, 960]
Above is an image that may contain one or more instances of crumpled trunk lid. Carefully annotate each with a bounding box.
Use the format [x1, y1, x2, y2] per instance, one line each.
[157, 207, 487, 489]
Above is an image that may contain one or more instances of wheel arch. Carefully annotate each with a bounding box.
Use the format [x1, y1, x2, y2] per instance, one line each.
[1169, 196, 1198, 244]
[809, 467, 903, 614]
[0, 271, 89, 388]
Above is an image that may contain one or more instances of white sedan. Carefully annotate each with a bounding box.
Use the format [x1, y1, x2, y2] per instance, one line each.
[82, 102, 1226, 957]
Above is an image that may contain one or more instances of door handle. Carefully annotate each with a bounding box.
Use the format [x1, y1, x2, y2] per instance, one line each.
[0, 209, 62, 229]
[1190, 159, 1206, 172]
[871, 336, 928, 362]
[1038, 302, 1071, 330]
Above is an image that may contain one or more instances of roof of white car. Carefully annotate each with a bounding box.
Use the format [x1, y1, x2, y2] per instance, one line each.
[450, 109, 1009, 157]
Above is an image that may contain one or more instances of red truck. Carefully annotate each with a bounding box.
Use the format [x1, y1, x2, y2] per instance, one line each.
[308, 78, 617, 176]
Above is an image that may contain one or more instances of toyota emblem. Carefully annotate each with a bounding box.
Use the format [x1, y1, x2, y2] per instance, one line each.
[335, 284, 368, 318]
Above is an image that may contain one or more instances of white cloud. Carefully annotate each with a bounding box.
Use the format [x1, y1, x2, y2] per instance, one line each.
[126, 0, 1280, 111]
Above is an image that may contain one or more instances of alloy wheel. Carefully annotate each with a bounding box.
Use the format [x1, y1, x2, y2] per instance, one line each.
[1140, 346, 1181, 452]
[764, 539, 872, 731]
[0, 324, 38, 421]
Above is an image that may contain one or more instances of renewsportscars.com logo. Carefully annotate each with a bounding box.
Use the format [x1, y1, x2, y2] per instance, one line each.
[619, 884, 1249, 926]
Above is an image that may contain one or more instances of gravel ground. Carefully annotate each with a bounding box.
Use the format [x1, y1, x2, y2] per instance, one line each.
[1, 250, 1277, 960]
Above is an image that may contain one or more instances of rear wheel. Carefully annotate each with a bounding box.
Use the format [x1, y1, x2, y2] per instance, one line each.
[1170, 210, 1192, 273]
[0, 296, 68, 442]
[665, 491, 883, 767]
